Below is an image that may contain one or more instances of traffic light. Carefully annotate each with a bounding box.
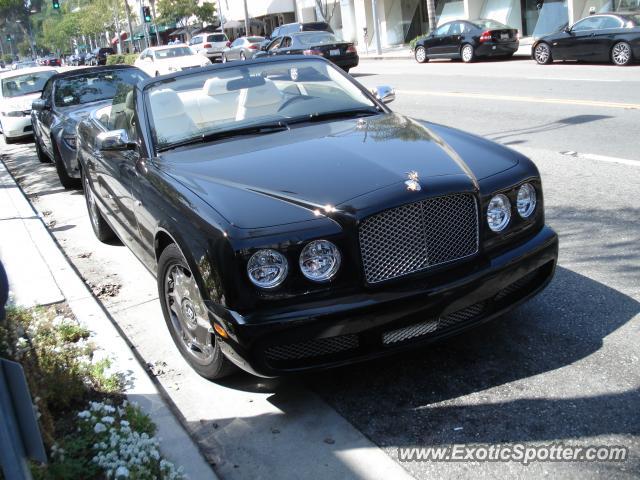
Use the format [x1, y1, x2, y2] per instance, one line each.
[52, 0, 60, 9]
[143, 6, 151, 23]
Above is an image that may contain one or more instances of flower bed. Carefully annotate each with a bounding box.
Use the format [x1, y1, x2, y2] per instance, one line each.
[0, 305, 184, 479]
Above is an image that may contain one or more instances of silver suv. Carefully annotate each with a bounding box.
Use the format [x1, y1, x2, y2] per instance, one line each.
[189, 32, 230, 61]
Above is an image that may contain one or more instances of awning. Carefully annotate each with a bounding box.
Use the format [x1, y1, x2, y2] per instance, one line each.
[110, 31, 128, 45]
[223, 18, 264, 29]
[169, 28, 188, 37]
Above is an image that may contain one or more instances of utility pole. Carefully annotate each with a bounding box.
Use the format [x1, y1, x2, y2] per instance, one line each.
[426, 0, 436, 31]
[243, 0, 250, 36]
[371, 0, 382, 55]
[123, 0, 135, 53]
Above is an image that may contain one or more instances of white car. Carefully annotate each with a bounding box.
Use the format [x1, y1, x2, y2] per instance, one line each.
[134, 45, 211, 77]
[0, 66, 57, 143]
[189, 32, 230, 61]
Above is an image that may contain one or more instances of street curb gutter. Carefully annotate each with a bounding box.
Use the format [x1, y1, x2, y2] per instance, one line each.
[0, 159, 218, 480]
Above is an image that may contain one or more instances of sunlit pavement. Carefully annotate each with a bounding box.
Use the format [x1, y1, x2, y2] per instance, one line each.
[1, 58, 639, 479]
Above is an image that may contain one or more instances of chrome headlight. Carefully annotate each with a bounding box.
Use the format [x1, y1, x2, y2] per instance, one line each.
[516, 183, 537, 218]
[299, 240, 341, 282]
[487, 194, 511, 232]
[247, 249, 288, 289]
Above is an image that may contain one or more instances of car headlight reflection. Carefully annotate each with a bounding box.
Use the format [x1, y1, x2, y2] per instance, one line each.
[247, 249, 288, 289]
[487, 194, 511, 232]
[299, 240, 341, 282]
[516, 183, 537, 218]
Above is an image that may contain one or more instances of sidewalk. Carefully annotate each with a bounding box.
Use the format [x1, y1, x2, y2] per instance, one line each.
[0, 157, 218, 480]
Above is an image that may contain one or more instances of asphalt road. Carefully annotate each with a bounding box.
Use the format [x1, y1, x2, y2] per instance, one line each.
[1, 57, 639, 479]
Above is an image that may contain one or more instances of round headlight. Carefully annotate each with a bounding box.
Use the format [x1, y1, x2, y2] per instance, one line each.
[247, 249, 288, 289]
[299, 240, 341, 282]
[517, 183, 537, 218]
[487, 194, 511, 232]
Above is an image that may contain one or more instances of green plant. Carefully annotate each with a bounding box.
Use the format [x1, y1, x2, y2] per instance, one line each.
[105, 53, 138, 65]
[409, 33, 430, 52]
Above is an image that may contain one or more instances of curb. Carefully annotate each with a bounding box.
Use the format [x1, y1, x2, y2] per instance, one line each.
[0, 157, 218, 480]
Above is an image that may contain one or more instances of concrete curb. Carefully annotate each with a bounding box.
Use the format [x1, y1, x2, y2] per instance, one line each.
[0, 158, 218, 480]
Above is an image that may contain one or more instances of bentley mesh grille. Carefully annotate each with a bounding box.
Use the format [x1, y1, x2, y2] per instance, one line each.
[264, 334, 359, 361]
[359, 194, 479, 283]
[439, 301, 486, 329]
[494, 270, 539, 302]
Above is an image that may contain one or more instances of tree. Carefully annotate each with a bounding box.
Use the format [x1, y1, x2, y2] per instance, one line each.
[314, 0, 338, 24]
[156, 0, 216, 37]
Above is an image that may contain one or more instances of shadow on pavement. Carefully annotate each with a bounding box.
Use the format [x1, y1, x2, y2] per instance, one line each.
[487, 114, 612, 144]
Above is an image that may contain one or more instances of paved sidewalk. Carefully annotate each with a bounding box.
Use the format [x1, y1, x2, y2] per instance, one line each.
[0, 157, 218, 480]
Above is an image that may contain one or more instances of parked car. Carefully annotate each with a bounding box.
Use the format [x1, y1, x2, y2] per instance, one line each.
[40, 56, 62, 67]
[76, 55, 558, 379]
[414, 19, 519, 63]
[134, 45, 211, 77]
[12, 61, 39, 70]
[31, 65, 148, 187]
[0, 66, 57, 143]
[189, 32, 230, 61]
[92, 47, 115, 66]
[84, 52, 96, 65]
[533, 13, 640, 66]
[256, 32, 358, 72]
[222, 36, 265, 62]
[260, 21, 333, 50]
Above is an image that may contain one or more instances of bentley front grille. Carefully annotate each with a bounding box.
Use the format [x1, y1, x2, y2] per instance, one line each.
[359, 193, 479, 283]
[264, 334, 359, 361]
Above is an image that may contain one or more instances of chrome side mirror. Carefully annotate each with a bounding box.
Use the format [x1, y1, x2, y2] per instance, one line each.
[32, 99, 50, 111]
[97, 129, 135, 151]
[373, 85, 395, 104]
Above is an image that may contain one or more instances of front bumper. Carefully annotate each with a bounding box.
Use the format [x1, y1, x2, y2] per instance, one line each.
[1, 115, 33, 139]
[212, 225, 558, 377]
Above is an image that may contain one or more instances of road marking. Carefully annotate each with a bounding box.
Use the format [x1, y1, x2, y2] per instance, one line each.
[580, 153, 640, 167]
[397, 89, 640, 110]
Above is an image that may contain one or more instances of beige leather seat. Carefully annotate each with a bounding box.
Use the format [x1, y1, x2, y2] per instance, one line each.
[197, 77, 240, 126]
[235, 78, 283, 121]
[149, 88, 197, 144]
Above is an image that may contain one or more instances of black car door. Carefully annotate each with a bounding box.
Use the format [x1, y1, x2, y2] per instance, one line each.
[443, 22, 464, 55]
[555, 16, 605, 60]
[425, 24, 452, 55]
[592, 16, 625, 61]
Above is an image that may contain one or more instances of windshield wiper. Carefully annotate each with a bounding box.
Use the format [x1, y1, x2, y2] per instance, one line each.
[286, 107, 380, 126]
[158, 121, 289, 152]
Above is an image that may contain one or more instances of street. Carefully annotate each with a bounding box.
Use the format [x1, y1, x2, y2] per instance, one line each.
[1, 57, 639, 479]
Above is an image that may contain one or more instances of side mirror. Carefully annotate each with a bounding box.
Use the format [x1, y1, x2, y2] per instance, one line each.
[97, 130, 136, 151]
[373, 85, 395, 104]
[564, 26, 572, 33]
[32, 99, 50, 111]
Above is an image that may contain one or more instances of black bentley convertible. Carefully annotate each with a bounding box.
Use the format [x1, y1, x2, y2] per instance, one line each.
[76, 56, 558, 379]
[533, 13, 640, 66]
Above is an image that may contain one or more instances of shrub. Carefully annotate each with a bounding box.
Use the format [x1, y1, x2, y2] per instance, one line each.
[409, 33, 431, 52]
[105, 53, 139, 66]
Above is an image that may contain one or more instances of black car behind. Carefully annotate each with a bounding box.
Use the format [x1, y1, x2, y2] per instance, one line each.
[257, 31, 359, 72]
[31, 65, 148, 188]
[415, 19, 519, 63]
[533, 13, 640, 66]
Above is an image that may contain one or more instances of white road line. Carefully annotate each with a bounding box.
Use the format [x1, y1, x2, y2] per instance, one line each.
[579, 153, 640, 167]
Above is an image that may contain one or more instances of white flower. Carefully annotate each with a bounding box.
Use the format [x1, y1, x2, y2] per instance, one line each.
[94, 423, 107, 433]
[115, 465, 130, 478]
[78, 410, 91, 419]
[102, 416, 115, 424]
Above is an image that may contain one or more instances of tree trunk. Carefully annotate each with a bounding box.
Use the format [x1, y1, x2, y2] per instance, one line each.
[426, 0, 436, 31]
[122, 0, 135, 53]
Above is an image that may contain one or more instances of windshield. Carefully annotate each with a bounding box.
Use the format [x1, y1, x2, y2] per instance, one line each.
[146, 58, 378, 151]
[154, 47, 193, 59]
[54, 69, 147, 107]
[1, 71, 56, 98]
[207, 34, 227, 42]
[297, 33, 338, 45]
[472, 19, 510, 29]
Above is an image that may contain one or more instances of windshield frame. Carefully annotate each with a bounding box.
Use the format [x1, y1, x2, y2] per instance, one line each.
[139, 56, 389, 157]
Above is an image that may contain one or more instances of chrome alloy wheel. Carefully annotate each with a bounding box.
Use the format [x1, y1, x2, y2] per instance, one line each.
[612, 42, 631, 66]
[461, 44, 474, 63]
[415, 46, 426, 63]
[534, 43, 551, 64]
[164, 264, 215, 364]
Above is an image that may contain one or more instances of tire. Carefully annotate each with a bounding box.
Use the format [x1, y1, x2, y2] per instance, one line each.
[3, 132, 17, 144]
[534, 42, 553, 65]
[611, 41, 632, 66]
[221, 54, 227, 63]
[34, 136, 51, 163]
[52, 140, 81, 189]
[414, 46, 428, 63]
[82, 167, 115, 242]
[158, 244, 236, 380]
[461, 44, 475, 63]
[240, 52, 246, 61]
[155, 71, 160, 77]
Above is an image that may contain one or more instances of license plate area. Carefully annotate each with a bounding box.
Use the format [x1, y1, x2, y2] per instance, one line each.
[330, 49, 341, 56]
[500, 33, 509, 40]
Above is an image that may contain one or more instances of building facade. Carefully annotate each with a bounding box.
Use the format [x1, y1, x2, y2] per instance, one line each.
[221, 0, 640, 49]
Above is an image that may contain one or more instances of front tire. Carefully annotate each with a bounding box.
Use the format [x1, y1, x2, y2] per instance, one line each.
[221, 54, 227, 63]
[82, 167, 116, 242]
[52, 140, 80, 189]
[461, 44, 475, 63]
[534, 42, 553, 65]
[35, 136, 51, 163]
[611, 41, 632, 66]
[240, 52, 246, 61]
[158, 244, 236, 380]
[414, 45, 428, 63]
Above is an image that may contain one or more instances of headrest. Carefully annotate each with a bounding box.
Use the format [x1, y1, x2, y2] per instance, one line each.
[203, 77, 232, 96]
[125, 90, 135, 109]
[149, 89, 184, 119]
[239, 79, 282, 108]
[4, 80, 17, 91]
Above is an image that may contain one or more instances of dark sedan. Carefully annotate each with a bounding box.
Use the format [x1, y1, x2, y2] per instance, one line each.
[256, 31, 358, 72]
[415, 19, 519, 63]
[533, 13, 640, 66]
[31, 65, 148, 188]
[76, 56, 557, 379]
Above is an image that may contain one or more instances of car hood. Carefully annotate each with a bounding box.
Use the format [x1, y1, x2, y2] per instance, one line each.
[2, 92, 41, 112]
[160, 113, 519, 229]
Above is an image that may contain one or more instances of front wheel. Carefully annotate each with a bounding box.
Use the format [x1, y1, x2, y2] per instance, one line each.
[82, 167, 115, 242]
[534, 42, 553, 65]
[461, 44, 475, 63]
[611, 41, 632, 66]
[52, 141, 80, 189]
[221, 54, 227, 63]
[414, 46, 428, 63]
[35, 136, 51, 163]
[158, 244, 236, 380]
[240, 52, 246, 61]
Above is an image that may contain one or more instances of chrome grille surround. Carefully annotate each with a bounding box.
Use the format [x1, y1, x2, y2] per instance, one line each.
[359, 193, 479, 284]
